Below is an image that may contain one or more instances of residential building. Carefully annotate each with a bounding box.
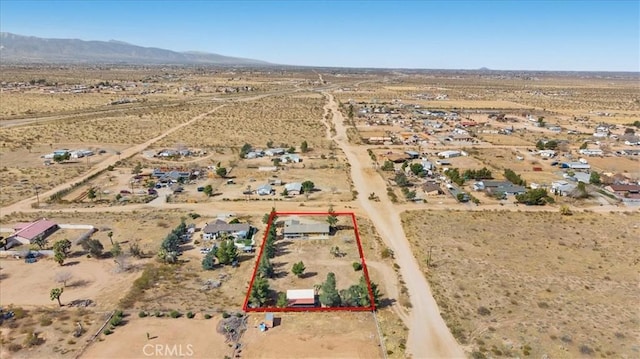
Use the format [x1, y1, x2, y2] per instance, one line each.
[202, 219, 250, 240]
[283, 219, 330, 239]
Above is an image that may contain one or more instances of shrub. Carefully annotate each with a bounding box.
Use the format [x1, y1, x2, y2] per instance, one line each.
[103, 328, 113, 335]
[222, 312, 231, 319]
[380, 248, 394, 259]
[186, 311, 195, 319]
[204, 314, 212, 319]
[7, 343, 22, 352]
[477, 306, 491, 316]
[138, 311, 148, 318]
[352, 262, 362, 271]
[169, 310, 181, 318]
[235, 313, 243, 318]
[39, 316, 53, 326]
[154, 311, 163, 317]
[109, 315, 123, 327]
[67, 339, 76, 345]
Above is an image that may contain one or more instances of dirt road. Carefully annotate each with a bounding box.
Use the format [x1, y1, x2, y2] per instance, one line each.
[323, 92, 465, 358]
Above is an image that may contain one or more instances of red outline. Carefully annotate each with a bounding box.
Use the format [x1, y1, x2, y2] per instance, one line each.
[242, 211, 376, 312]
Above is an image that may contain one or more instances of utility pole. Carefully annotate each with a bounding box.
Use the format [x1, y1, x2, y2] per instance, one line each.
[34, 185, 40, 207]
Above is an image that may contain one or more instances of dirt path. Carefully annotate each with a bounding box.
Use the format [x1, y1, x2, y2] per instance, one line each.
[322, 91, 465, 358]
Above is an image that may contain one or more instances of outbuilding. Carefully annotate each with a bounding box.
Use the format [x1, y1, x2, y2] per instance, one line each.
[286, 289, 316, 307]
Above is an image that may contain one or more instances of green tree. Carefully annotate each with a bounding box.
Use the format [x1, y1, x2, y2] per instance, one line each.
[262, 207, 276, 224]
[504, 168, 526, 186]
[301, 180, 315, 195]
[32, 235, 48, 250]
[409, 163, 426, 177]
[319, 272, 341, 307]
[54, 251, 66, 266]
[53, 152, 71, 163]
[579, 142, 588, 150]
[535, 140, 545, 150]
[281, 188, 289, 197]
[287, 146, 296, 154]
[272, 158, 281, 166]
[131, 162, 143, 175]
[50, 287, 64, 307]
[258, 255, 274, 278]
[381, 160, 394, 171]
[326, 204, 338, 229]
[158, 248, 178, 264]
[276, 292, 287, 308]
[394, 172, 410, 187]
[53, 239, 71, 256]
[240, 143, 252, 158]
[216, 167, 227, 178]
[110, 242, 122, 258]
[291, 261, 306, 277]
[515, 188, 551, 205]
[87, 187, 97, 202]
[215, 239, 238, 265]
[300, 140, 309, 153]
[107, 231, 114, 245]
[589, 171, 601, 185]
[202, 248, 217, 270]
[203, 184, 213, 197]
[249, 276, 270, 307]
[82, 239, 104, 257]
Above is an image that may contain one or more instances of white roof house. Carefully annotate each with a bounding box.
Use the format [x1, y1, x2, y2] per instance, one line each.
[286, 289, 315, 306]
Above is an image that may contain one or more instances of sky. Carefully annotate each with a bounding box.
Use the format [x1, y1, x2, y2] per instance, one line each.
[1, 0, 638, 71]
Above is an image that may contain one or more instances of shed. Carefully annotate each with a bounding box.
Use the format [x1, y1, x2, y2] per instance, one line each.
[265, 313, 274, 327]
[286, 289, 315, 306]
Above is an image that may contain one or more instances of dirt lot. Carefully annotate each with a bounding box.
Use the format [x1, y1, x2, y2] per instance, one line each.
[402, 210, 640, 358]
[241, 312, 383, 359]
[81, 316, 232, 359]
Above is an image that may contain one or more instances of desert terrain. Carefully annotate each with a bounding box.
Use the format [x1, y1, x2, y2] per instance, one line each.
[1, 65, 639, 359]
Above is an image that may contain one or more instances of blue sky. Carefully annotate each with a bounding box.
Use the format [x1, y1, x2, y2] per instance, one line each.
[1, 0, 638, 71]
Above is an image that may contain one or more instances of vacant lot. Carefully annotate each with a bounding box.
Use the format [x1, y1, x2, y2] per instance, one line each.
[241, 312, 383, 359]
[81, 315, 231, 359]
[402, 210, 640, 358]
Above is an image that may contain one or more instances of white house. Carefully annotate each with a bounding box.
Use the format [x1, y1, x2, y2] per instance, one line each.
[579, 148, 603, 156]
[284, 182, 302, 195]
[256, 184, 274, 195]
[538, 150, 556, 158]
[437, 150, 461, 159]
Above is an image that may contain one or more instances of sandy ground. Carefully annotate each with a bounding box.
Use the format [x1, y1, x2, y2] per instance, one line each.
[323, 92, 465, 358]
[0, 256, 140, 309]
[241, 312, 382, 359]
[81, 316, 232, 359]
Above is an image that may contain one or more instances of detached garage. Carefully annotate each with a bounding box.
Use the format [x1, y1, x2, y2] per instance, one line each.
[286, 289, 316, 307]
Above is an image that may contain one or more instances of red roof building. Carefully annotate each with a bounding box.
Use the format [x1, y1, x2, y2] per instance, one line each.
[11, 218, 59, 244]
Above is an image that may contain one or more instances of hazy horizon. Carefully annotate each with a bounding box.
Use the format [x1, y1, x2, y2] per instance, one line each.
[1, 0, 638, 72]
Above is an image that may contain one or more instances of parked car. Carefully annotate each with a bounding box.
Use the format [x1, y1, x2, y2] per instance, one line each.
[197, 187, 205, 192]
[119, 190, 131, 194]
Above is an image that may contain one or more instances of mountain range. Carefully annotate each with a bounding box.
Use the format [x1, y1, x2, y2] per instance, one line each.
[0, 32, 270, 65]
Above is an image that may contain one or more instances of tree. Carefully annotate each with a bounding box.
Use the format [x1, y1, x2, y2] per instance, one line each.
[53, 152, 70, 163]
[53, 239, 71, 256]
[110, 242, 122, 258]
[409, 163, 426, 177]
[54, 271, 72, 287]
[535, 140, 545, 150]
[291, 261, 306, 277]
[131, 162, 143, 175]
[216, 167, 227, 178]
[107, 231, 114, 245]
[266, 140, 274, 148]
[301, 180, 315, 195]
[50, 287, 64, 307]
[249, 276, 270, 307]
[258, 255, 274, 278]
[580, 142, 588, 150]
[262, 207, 276, 224]
[515, 188, 551, 205]
[281, 188, 289, 197]
[272, 158, 281, 166]
[240, 143, 252, 158]
[589, 171, 601, 185]
[203, 184, 213, 197]
[54, 251, 66, 266]
[215, 239, 238, 265]
[504, 168, 526, 186]
[319, 272, 341, 307]
[129, 241, 143, 258]
[300, 140, 309, 153]
[32, 235, 48, 250]
[82, 239, 104, 257]
[87, 187, 97, 202]
[287, 146, 296, 154]
[394, 172, 410, 187]
[381, 161, 394, 171]
[559, 205, 573, 216]
[326, 204, 338, 229]
[276, 292, 287, 308]
[202, 249, 217, 270]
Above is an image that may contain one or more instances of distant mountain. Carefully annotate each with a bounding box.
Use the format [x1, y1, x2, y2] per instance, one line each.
[0, 32, 270, 65]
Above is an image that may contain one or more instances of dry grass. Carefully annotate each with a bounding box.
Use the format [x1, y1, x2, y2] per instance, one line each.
[402, 209, 640, 358]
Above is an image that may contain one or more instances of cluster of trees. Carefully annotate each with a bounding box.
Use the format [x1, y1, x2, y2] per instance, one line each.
[515, 188, 553, 205]
[462, 167, 492, 181]
[319, 272, 381, 308]
[82, 238, 104, 258]
[504, 169, 526, 186]
[444, 168, 464, 186]
[394, 172, 410, 187]
[408, 163, 427, 177]
[536, 140, 558, 150]
[158, 221, 187, 264]
[202, 237, 239, 270]
[53, 152, 71, 163]
[381, 160, 394, 171]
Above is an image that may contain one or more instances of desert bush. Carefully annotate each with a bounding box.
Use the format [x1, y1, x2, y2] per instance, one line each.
[186, 311, 195, 319]
[39, 316, 53, 326]
[169, 310, 181, 318]
[138, 311, 148, 318]
[477, 306, 491, 316]
[103, 328, 113, 335]
[222, 312, 230, 319]
[154, 311, 164, 317]
[204, 314, 212, 319]
[352, 262, 362, 271]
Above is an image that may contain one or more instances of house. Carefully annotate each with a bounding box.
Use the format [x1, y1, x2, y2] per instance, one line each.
[421, 160, 434, 171]
[560, 162, 591, 170]
[9, 218, 59, 246]
[579, 148, 604, 156]
[437, 150, 462, 158]
[256, 184, 274, 196]
[538, 150, 556, 158]
[280, 154, 301, 163]
[286, 289, 316, 307]
[552, 180, 577, 196]
[548, 126, 562, 133]
[265, 148, 285, 156]
[202, 219, 250, 240]
[404, 151, 420, 159]
[283, 219, 330, 239]
[422, 182, 443, 196]
[284, 182, 302, 195]
[605, 184, 640, 200]
[473, 180, 527, 196]
[435, 159, 451, 166]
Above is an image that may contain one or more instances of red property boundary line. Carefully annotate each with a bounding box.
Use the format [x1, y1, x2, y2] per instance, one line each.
[242, 211, 376, 312]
